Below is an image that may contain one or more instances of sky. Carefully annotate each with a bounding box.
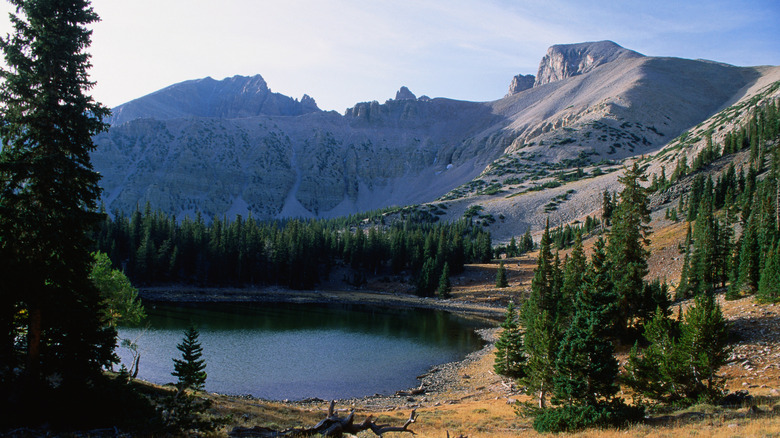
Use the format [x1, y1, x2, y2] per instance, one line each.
[1, 0, 779, 113]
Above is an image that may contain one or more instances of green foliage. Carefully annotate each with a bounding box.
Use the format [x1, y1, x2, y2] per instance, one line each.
[96, 208, 492, 293]
[173, 325, 208, 391]
[758, 241, 780, 302]
[521, 221, 564, 408]
[493, 301, 526, 379]
[0, 0, 116, 402]
[437, 262, 452, 298]
[496, 261, 509, 288]
[625, 293, 730, 405]
[164, 325, 221, 434]
[532, 401, 644, 433]
[90, 252, 146, 326]
[607, 163, 653, 340]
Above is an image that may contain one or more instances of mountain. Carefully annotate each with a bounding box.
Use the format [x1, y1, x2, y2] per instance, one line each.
[107, 74, 320, 126]
[91, 41, 780, 230]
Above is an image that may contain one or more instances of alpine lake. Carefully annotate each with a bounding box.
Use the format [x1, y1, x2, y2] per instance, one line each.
[116, 300, 488, 400]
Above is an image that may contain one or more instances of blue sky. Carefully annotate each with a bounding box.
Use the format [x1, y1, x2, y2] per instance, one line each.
[1, 0, 779, 112]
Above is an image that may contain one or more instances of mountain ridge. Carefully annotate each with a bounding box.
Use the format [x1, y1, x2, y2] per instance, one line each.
[91, 41, 779, 232]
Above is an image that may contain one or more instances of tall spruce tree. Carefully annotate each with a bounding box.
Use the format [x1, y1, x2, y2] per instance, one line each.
[521, 220, 563, 408]
[172, 325, 208, 391]
[607, 163, 652, 340]
[757, 241, 780, 302]
[496, 261, 509, 288]
[0, 0, 115, 391]
[493, 301, 526, 379]
[437, 262, 452, 298]
[553, 243, 620, 408]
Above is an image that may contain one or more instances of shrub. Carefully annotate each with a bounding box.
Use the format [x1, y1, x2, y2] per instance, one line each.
[532, 402, 644, 433]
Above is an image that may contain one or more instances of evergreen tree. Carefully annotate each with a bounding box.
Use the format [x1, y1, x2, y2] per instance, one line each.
[553, 311, 619, 407]
[507, 237, 519, 258]
[607, 163, 652, 340]
[736, 213, 761, 293]
[165, 324, 220, 433]
[521, 220, 562, 408]
[560, 233, 586, 321]
[602, 190, 613, 226]
[417, 258, 437, 297]
[493, 301, 526, 379]
[437, 262, 452, 298]
[0, 0, 115, 392]
[496, 261, 509, 288]
[172, 325, 208, 391]
[626, 293, 729, 404]
[757, 241, 780, 302]
[678, 293, 730, 400]
[521, 228, 534, 252]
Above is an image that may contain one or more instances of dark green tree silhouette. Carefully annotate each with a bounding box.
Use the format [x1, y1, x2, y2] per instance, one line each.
[493, 301, 526, 379]
[172, 325, 208, 391]
[0, 0, 115, 392]
[607, 163, 652, 339]
[626, 293, 729, 404]
[165, 325, 220, 433]
[521, 220, 563, 408]
[496, 261, 509, 288]
[437, 262, 452, 298]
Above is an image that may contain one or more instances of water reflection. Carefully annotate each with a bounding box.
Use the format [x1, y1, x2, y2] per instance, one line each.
[117, 301, 486, 400]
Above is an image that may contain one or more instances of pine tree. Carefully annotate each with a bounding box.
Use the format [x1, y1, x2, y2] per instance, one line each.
[0, 0, 115, 389]
[757, 241, 780, 302]
[560, 233, 586, 321]
[493, 301, 526, 379]
[737, 213, 761, 293]
[521, 220, 562, 408]
[521, 228, 534, 252]
[172, 325, 208, 391]
[626, 293, 729, 404]
[165, 324, 220, 433]
[552, 232, 623, 406]
[496, 261, 509, 288]
[677, 293, 730, 400]
[607, 163, 652, 339]
[437, 262, 452, 298]
[507, 237, 519, 257]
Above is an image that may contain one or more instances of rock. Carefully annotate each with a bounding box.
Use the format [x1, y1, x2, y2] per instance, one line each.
[505, 74, 535, 96]
[534, 41, 643, 87]
[395, 86, 417, 101]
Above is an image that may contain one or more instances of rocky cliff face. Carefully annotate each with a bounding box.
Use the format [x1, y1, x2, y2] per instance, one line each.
[533, 40, 643, 87]
[91, 42, 774, 224]
[108, 74, 320, 126]
[506, 74, 535, 96]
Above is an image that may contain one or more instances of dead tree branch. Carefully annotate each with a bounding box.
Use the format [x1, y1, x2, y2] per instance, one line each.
[229, 400, 416, 437]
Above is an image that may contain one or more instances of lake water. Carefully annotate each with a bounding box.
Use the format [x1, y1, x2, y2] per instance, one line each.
[116, 301, 487, 400]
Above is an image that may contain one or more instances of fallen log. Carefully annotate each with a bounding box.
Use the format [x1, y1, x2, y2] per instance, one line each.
[229, 400, 416, 437]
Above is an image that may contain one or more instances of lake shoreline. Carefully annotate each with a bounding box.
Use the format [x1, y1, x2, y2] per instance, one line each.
[138, 286, 505, 322]
[135, 285, 505, 410]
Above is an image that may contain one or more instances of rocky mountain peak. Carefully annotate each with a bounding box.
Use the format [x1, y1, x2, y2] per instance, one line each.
[506, 74, 535, 97]
[534, 40, 643, 87]
[395, 86, 417, 100]
[108, 74, 320, 125]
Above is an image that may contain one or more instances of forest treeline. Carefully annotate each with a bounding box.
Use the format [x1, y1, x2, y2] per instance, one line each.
[94, 208, 496, 295]
[658, 96, 780, 303]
